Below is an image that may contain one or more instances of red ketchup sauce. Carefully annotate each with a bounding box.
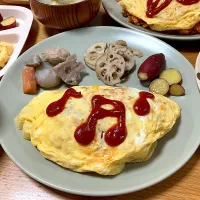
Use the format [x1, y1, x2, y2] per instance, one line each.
[46, 89, 154, 147]
[133, 92, 155, 116]
[74, 95, 127, 147]
[146, 0, 172, 18]
[46, 88, 82, 117]
[176, 0, 199, 5]
[146, 0, 199, 18]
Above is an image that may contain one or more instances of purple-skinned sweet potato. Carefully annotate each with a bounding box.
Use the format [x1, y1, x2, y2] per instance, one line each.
[137, 53, 165, 81]
[0, 13, 3, 22]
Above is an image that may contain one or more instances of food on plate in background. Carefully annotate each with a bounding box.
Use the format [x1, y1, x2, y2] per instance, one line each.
[0, 41, 14, 68]
[118, 0, 200, 35]
[23, 47, 85, 94]
[84, 40, 143, 86]
[137, 53, 185, 96]
[15, 85, 181, 175]
[0, 14, 16, 31]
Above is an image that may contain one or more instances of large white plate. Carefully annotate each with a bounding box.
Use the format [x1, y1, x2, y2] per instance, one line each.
[0, 27, 200, 196]
[195, 53, 200, 90]
[0, 5, 33, 77]
[102, 0, 200, 41]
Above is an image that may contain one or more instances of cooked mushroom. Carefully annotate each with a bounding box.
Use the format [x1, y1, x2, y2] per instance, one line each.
[25, 54, 42, 67]
[43, 48, 70, 66]
[53, 54, 85, 86]
[84, 42, 107, 70]
[35, 62, 61, 88]
[95, 53, 125, 86]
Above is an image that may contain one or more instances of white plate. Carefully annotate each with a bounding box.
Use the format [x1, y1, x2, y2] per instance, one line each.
[102, 0, 200, 41]
[195, 53, 200, 90]
[0, 27, 200, 196]
[0, 5, 33, 77]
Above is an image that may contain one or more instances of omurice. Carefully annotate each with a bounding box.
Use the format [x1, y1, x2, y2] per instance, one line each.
[119, 0, 200, 34]
[15, 86, 181, 175]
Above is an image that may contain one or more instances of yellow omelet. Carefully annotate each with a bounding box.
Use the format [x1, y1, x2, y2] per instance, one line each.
[0, 42, 14, 68]
[119, 0, 200, 32]
[15, 86, 180, 175]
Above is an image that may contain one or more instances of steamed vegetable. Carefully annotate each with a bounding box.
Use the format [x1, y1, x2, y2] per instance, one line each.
[22, 67, 37, 94]
[159, 68, 182, 85]
[149, 78, 169, 96]
[35, 63, 61, 88]
[169, 84, 185, 96]
[138, 53, 165, 81]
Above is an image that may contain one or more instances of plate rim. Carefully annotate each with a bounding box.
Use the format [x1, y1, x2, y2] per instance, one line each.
[195, 52, 200, 90]
[0, 26, 200, 196]
[102, 0, 200, 41]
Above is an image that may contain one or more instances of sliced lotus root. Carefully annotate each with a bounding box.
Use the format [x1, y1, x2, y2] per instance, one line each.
[106, 44, 127, 56]
[95, 53, 125, 86]
[128, 47, 143, 58]
[123, 48, 136, 71]
[114, 40, 127, 47]
[107, 44, 136, 71]
[84, 42, 107, 70]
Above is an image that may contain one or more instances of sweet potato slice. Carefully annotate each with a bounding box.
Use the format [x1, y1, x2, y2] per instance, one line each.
[159, 68, 182, 85]
[149, 78, 169, 96]
[22, 66, 37, 94]
[169, 84, 185, 96]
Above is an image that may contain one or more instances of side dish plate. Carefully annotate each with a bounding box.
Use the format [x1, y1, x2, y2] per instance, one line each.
[0, 5, 33, 77]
